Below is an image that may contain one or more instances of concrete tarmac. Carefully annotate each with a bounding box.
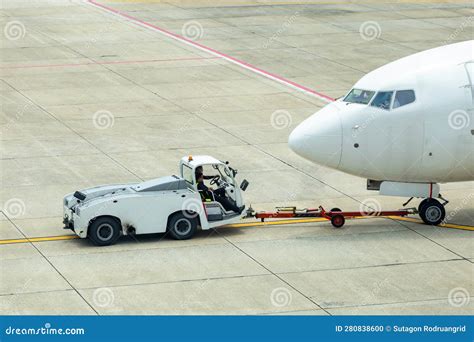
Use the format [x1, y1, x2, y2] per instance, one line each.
[0, 0, 473, 315]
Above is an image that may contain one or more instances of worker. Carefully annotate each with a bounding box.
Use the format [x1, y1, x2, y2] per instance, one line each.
[195, 165, 226, 197]
[196, 172, 213, 202]
[195, 166, 215, 180]
[196, 172, 243, 214]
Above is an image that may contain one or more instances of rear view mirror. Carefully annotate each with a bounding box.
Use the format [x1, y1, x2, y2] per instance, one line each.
[240, 179, 249, 191]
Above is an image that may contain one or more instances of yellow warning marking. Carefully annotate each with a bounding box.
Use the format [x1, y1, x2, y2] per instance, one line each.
[225, 217, 328, 228]
[0, 216, 472, 246]
[390, 216, 474, 231]
[225, 215, 410, 228]
[0, 235, 78, 245]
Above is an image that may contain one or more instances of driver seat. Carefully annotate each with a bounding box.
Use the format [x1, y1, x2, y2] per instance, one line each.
[199, 191, 239, 221]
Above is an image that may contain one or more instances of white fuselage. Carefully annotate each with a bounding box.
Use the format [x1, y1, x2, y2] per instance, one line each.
[289, 41, 474, 184]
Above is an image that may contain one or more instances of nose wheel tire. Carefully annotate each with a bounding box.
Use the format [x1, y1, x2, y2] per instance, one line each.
[418, 198, 430, 213]
[88, 217, 121, 246]
[419, 198, 445, 225]
[168, 212, 197, 240]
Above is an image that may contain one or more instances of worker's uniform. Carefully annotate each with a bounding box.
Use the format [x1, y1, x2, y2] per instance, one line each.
[195, 173, 225, 198]
[197, 181, 213, 202]
[197, 181, 240, 213]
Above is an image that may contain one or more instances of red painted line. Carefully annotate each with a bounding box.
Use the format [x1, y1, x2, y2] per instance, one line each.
[0, 56, 221, 70]
[87, 0, 335, 103]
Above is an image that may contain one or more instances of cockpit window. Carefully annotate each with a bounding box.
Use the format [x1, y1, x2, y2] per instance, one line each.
[393, 90, 415, 109]
[343, 89, 375, 105]
[370, 91, 393, 110]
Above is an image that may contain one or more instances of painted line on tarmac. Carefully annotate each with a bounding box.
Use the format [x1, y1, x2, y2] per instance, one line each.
[87, 0, 335, 103]
[0, 235, 78, 245]
[0, 218, 328, 246]
[390, 216, 474, 231]
[1, 217, 472, 246]
[0, 56, 221, 70]
[226, 217, 328, 228]
[107, 0, 463, 6]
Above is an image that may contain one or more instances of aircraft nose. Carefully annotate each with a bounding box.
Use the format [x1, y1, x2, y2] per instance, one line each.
[288, 106, 342, 169]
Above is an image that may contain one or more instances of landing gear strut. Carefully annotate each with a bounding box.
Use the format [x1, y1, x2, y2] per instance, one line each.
[418, 197, 447, 225]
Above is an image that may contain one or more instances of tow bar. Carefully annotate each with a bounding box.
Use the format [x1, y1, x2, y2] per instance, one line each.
[253, 206, 416, 228]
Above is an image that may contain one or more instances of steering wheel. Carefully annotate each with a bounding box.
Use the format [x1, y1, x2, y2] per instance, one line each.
[210, 175, 220, 185]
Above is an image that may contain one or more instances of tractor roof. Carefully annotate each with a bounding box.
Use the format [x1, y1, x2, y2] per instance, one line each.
[181, 155, 224, 167]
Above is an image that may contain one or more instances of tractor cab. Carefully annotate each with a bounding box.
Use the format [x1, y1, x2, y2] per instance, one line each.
[179, 155, 249, 222]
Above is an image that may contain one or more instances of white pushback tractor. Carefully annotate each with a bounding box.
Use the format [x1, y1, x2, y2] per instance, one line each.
[63, 155, 249, 246]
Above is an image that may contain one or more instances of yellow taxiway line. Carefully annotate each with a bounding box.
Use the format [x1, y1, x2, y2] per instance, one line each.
[0, 235, 79, 245]
[228, 216, 474, 231]
[225, 217, 329, 228]
[0, 217, 472, 246]
[389, 216, 474, 231]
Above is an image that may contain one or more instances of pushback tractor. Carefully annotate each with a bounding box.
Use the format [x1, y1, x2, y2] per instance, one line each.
[64, 155, 436, 246]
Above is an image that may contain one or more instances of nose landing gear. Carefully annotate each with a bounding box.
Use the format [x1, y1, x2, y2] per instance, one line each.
[417, 195, 449, 225]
